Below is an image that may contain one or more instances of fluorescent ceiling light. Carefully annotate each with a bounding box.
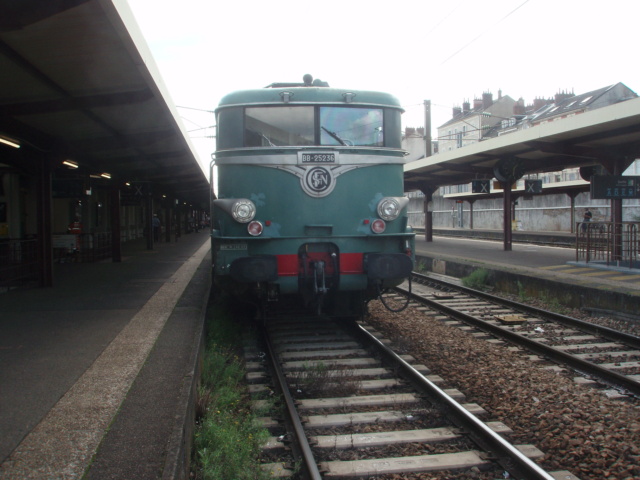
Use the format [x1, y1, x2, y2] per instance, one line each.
[62, 160, 79, 168]
[0, 135, 20, 149]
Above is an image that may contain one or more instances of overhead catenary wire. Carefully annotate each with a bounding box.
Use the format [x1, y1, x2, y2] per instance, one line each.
[187, 125, 216, 133]
[439, 0, 531, 66]
[176, 105, 215, 113]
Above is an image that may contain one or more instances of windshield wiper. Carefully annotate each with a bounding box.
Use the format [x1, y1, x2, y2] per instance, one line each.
[321, 126, 347, 146]
[261, 134, 275, 147]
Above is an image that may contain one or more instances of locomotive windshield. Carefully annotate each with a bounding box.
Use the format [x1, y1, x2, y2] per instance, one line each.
[320, 107, 383, 146]
[243, 106, 385, 148]
[245, 107, 315, 146]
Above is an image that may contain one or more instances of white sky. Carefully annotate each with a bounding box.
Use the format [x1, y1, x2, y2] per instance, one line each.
[125, 0, 639, 176]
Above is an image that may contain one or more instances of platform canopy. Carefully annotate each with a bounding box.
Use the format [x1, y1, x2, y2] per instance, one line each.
[0, 0, 210, 205]
[405, 96, 640, 192]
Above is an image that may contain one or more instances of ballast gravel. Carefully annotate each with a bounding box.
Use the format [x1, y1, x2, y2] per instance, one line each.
[365, 301, 640, 480]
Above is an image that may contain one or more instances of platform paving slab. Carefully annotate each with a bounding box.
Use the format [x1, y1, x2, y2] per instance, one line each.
[0, 235, 210, 479]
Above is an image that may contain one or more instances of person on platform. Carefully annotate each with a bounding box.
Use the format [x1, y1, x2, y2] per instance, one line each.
[153, 214, 161, 242]
[581, 208, 592, 233]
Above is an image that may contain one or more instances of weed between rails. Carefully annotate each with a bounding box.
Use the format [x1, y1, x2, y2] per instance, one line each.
[191, 296, 272, 480]
[461, 268, 491, 290]
[289, 362, 362, 398]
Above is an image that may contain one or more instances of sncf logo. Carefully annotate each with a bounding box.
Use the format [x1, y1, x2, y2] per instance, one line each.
[308, 167, 330, 191]
[302, 167, 335, 197]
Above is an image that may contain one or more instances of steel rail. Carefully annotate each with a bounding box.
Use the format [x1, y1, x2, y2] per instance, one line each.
[348, 321, 557, 480]
[413, 271, 640, 349]
[260, 324, 322, 480]
[401, 274, 640, 397]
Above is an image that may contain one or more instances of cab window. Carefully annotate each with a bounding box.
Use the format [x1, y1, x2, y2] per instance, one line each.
[245, 107, 314, 146]
[319, 107, 383, 147]
[240, 106, 395, 148]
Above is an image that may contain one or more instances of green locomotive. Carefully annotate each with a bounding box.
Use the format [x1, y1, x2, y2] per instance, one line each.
[211, 75, 414, 317]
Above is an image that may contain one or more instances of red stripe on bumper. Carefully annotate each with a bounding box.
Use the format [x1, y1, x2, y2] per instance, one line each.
[276, 255, 298, 277]
[340, 253, 364, 274]
[276, 253, 364, 277]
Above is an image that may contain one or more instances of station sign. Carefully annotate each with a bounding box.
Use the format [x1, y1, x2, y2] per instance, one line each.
[121, 181, 151, 206]
[590, 175, 640, 199]
[53, 178, 84, 198]
[471, 179, 490, 193]
[524, 180, 543, 194]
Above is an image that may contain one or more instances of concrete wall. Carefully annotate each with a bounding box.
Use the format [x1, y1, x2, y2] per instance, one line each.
[407, 191, 640, 232]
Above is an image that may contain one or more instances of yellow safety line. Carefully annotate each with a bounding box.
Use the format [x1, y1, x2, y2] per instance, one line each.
[555, 268, 599, 273]
[581, 271, 621, 277]
[609, 275, 640, 281]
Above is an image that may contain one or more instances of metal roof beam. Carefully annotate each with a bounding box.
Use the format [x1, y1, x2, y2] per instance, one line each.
[68, 129, 179, 151]
[440, 163, 493, 175]
[526, 140, 604, 160]
[0, 0, 90, 32]
[0, 89, 154, 116]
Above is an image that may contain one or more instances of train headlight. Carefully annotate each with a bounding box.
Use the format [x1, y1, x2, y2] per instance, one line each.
[371, 219, 386, 234]
[247, 221, 263, 236]
[231, 199, 256, 223]
[377, 197, 409, 221]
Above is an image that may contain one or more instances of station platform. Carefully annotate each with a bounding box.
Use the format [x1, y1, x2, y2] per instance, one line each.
[425, 227, 578, 248]
[415, 229, 640, 318]
[0, 232, 211, 480]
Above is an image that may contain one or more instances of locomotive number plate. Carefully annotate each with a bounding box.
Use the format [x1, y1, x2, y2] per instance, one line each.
[219, 242, 247, 251]
[298, 152, 337, 164]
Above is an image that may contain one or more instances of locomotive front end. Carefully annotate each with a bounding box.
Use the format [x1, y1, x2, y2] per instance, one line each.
[211, 76, 414, 317]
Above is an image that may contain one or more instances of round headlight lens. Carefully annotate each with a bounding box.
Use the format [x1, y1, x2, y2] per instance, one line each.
[231, 200, 256, 223]
[377, 198, 401, 221]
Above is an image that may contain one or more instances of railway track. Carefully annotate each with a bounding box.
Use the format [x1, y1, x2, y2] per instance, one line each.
[397, 272, 640, 399]
[244, 314, 574, 479]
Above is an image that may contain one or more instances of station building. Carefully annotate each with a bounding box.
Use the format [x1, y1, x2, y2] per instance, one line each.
[403, 83, 640, 233]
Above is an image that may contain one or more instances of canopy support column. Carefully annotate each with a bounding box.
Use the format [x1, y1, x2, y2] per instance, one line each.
[37, 155, 53, 287]
[146, 195, 154, 250]
[165, 207, 172, 243]
[418, 183, 436, 242]
[611, 160, 625, 261]
[502, 181, 513, 251]
[110, 184, 121, 262]
[468, 200, 476, 230]
[567, 192, 579, 234]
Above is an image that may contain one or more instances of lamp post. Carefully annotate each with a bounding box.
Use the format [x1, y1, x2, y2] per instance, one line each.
[424, 100, 432, 157]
